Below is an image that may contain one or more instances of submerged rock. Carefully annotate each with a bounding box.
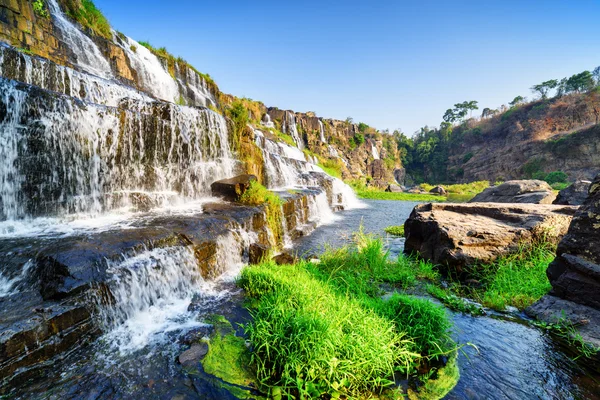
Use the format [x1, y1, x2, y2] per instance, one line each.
[546, 175, 600, 309]
[404, 202, 576, 271]
[470, 180, 556, 204]
[210, 175, 257, 201]
[553, 180, 591, 206]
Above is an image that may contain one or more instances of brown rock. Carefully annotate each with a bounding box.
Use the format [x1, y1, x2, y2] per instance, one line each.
[210, 174, 257, 201]
[546, 175, 600, 309]
[429, 186, 447, 196]
[469, 180, 556, 204]
[386, 184, 403, 193]
[404, 202, 577, 271]
[249, 243, 269, 264]
[272, 252, 297, 265]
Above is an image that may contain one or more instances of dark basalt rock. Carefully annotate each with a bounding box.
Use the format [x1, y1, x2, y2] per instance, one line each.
[178, 343, 209, 367]
[272, 252, 297, 265]
[546, 175, 600, 309]
[470, 180, 556, 204]
[248, 243, 269, 265]
[210, 175, 257, 201]
[553, 180, 591, 206]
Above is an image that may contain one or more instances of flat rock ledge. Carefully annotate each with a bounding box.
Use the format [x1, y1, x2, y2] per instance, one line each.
[404, 202, 577, 271]
[470, 180, 557, 204]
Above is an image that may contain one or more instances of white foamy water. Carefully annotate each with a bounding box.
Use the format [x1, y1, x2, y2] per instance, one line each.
[282, 111, 304, 150]
[308, 192, 339, 225]
[47, 0, 112, 79]
[0, 260, 33, 297]
[98, 228, 252, 355]
[319, 120, 327, 143]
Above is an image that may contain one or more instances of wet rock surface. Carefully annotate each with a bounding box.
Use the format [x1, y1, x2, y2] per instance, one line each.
[553, 180, 592, 206]
[210, 174, 257, 201]
[404, 202, 577, 270]
[470, 180, 557, 204]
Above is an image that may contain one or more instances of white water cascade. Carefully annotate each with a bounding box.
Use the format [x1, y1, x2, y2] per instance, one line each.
[47, 0, 112, 79]
[282, 111, 304, 150]
[371, 142, 380, 160]
[319, 120, 327, 143]
[0, 78, 234, 222]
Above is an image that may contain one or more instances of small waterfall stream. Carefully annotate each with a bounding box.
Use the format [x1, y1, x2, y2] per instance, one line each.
[47, 0, 112, 79]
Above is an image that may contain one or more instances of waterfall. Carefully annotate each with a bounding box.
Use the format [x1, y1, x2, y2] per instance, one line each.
[332, 178, 366, 210]
[98, 228, 251, 354]
[371, 142, 380, 160]
[0, 78, 234, 221]
[262, 113, 275, 128]
[0, 260, 33, 297]
[115, 35, 181, 104]
[47, 0, 113, 79]
[319, 120, 327, 143]
[308, 192, 338, 225]
[282, 111, 304, 150]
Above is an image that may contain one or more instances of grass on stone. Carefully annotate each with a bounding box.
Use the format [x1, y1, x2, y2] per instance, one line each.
[419, 181, 490, 196]
[238, 232, 456, 398]
[63, 0, 112, 39]
[239, 181, 284, 247]
[438, 242, 554, 312]
[385, 225, 405, 237]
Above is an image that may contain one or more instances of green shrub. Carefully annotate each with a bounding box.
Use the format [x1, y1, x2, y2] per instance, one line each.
[551, 182, 570, 191]
[544, 170, 569, 185]
[522, 157, 545, 178]
[353, 133, 365, 146]
[462, 152, 474, 163]
[32, 0, 49, 18]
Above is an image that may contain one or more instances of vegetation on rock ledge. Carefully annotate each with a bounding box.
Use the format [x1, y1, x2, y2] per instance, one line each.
[62, 0, 111, 39]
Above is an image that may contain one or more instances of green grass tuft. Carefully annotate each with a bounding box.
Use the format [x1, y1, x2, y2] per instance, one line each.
[64, 0, 112, 39]
[385, 225, 405, 237]
[238, 232, 456, 398]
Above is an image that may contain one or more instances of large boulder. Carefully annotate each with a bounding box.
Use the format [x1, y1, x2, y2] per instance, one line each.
[386, 184, 403, 193]
[553, 180, 591, 206]
[429, 186, 447, 196]
[210, 175, 257, 201]
[469, 180, 556, 204]
[393, 168, 406, 186]
[404, 202, 577, 271]
[546, 176, 600, 309]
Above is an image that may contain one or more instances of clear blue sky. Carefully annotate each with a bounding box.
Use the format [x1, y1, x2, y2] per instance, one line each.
[96, 0, 600, 135]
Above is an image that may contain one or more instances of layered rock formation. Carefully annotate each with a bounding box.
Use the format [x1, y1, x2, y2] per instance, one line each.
[469, 180, 557, 204]
[404, 202, 577, 271]
[546, 176, 600, 308]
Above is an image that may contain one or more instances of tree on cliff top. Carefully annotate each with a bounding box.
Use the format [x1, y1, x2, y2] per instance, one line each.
[531, 80, 558, 99]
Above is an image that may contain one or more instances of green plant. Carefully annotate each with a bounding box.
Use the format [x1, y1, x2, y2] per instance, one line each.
[239, 181, 283, 247]
[353, 133, 365, 146]
[426, 285, 485, 316]
[63, 0, 111, 39]
[462, 152, 474, 163]
[32, 0, 49, 18]
[225, 100, 249, 152]
[544, 170, 569, 185]
[385, 225, 405, 237]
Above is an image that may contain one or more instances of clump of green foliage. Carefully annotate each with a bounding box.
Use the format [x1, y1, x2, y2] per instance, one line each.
[353, 133, 366, 146]
[534, 317, 600, 360]
[426, 285, 485, 316]
[385, 225, 405, 237]
[63, 0, 111, 39]
[239, 233, 456, 398]
[239, 181, 284, 247]
[442, 242, 554, 311]
[418, 181, 490, 202]
[32, 0, 49, 18]
[225, 100, 249, 152]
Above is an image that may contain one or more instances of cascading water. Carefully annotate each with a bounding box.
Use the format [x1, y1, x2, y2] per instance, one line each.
[47, 0, 112, 79]
[371, 142, 380, 160]
[262, 113, 275, 128]
[319, 120, 327, 143]
[282, 111, 304, 150]
[0, 78, 234, 222]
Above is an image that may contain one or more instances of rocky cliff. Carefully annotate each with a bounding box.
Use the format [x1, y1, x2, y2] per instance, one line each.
[446, 95, 600, 183]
